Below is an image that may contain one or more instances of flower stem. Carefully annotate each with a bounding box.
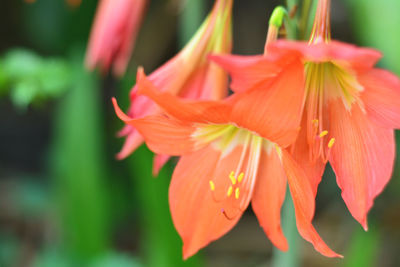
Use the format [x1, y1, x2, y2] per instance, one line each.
[309, 0, 331, 43]
[285, 0, 299, 39]
[272, 190, 300, 267]
[298, 0, 313, 39]
[264, 6, 287, 54]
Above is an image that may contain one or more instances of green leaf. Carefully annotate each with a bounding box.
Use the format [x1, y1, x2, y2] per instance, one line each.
[14, 178, 49, 216]
[89, 252, 143, 267]
[345, 0, 400, 72]
[2, 49, 42, 80]
[0, 234, 20, 267]
[0, 61, 9, 92]
[344, 226, 380, 267]
[38, 59, 71, 97]
[10, 79, 39, 109]
[1, 49, 71, 108]
[33, 249, 73, 267]
[51, 47, 110, 260]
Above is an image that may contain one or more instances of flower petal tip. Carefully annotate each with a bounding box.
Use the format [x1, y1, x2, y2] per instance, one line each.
[323, 249, 344, 259]
[152, 164, 161, 177]
[115, 151, 128, 161]
[136, 66, 145, 78]
[278, 242, 289, 252]
[355, 214, 368, 231]
[135, 67, 154, 97]
[112, 97, 133, 122]
[362, 221, 369, 232]
[182, 245, 197, 261]
[112, 65, 125, 78]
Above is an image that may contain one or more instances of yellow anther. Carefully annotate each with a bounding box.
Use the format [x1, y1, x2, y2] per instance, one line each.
[319, 130, 328, 138]
[227, 186, 233, 197]
[328, 138, 335, 148]
[312, 119, 319, 127]
[229, 171, 237, 185]
[237, 172, 244, 183]
[209, 180, 215, 191]
[235, 188, 240, 199]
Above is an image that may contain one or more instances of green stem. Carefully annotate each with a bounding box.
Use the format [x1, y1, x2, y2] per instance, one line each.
[271, 191, 299, 267]
[285, 0, 299, 39]
[299, 0, 313, 39]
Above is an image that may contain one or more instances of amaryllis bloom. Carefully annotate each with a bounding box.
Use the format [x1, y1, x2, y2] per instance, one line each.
[112, 69, 342, 258]
[117, 0, 233, 174]
[212, 0, 400, 230]
[85, 0, 147, 76]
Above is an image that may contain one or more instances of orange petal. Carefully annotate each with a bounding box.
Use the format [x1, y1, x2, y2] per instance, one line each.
[281, 149, 342, 258]
[231, 58, 305, 147]
[269, 40, 381, 70]
[152, 154, 170, 176]
[116, 129, 144, 160]
[113, 98, 198, 155]
[290, 116, 326, 196]
[169, 146, 241, 259]
[136, 68, 231, 124]
[176, 60, 229, 101]
[328, 100, 395, 229]
[209, 54, 282, 93]
[359, 68, 400, 129]
[251, 148, 288, 251]
[126, 116, 197, 156]
[210, 46, 302, 93]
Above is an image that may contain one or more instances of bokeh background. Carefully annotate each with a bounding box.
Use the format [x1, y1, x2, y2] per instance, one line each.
[0, 0, 399, 266]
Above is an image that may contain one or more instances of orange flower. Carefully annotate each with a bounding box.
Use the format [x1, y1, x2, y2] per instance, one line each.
[85, 0, 147, 76]
[117, 0, 232, 175]
[112, 68, 342, 259]
[212, 0, 400, 230]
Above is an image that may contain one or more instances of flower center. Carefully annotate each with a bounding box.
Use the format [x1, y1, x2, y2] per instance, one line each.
[304, 62, 363, 161]
[193, 123, 275, 219]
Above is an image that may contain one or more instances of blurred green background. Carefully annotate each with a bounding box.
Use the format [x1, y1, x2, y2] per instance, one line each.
[0, 0, 399, 266]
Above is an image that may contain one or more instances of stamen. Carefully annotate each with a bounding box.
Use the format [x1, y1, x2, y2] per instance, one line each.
[209, 180, 215, 191]
[319, 130, 328, 138]
[328, 138, 335, 148]
[227, 186, 233, 197]
[237, 172, 244, 183]
[235, 188, 240, 199]
[229, 171, 237, 185]
[274, 144, 282, 159]
[312, 119, 319, 127]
